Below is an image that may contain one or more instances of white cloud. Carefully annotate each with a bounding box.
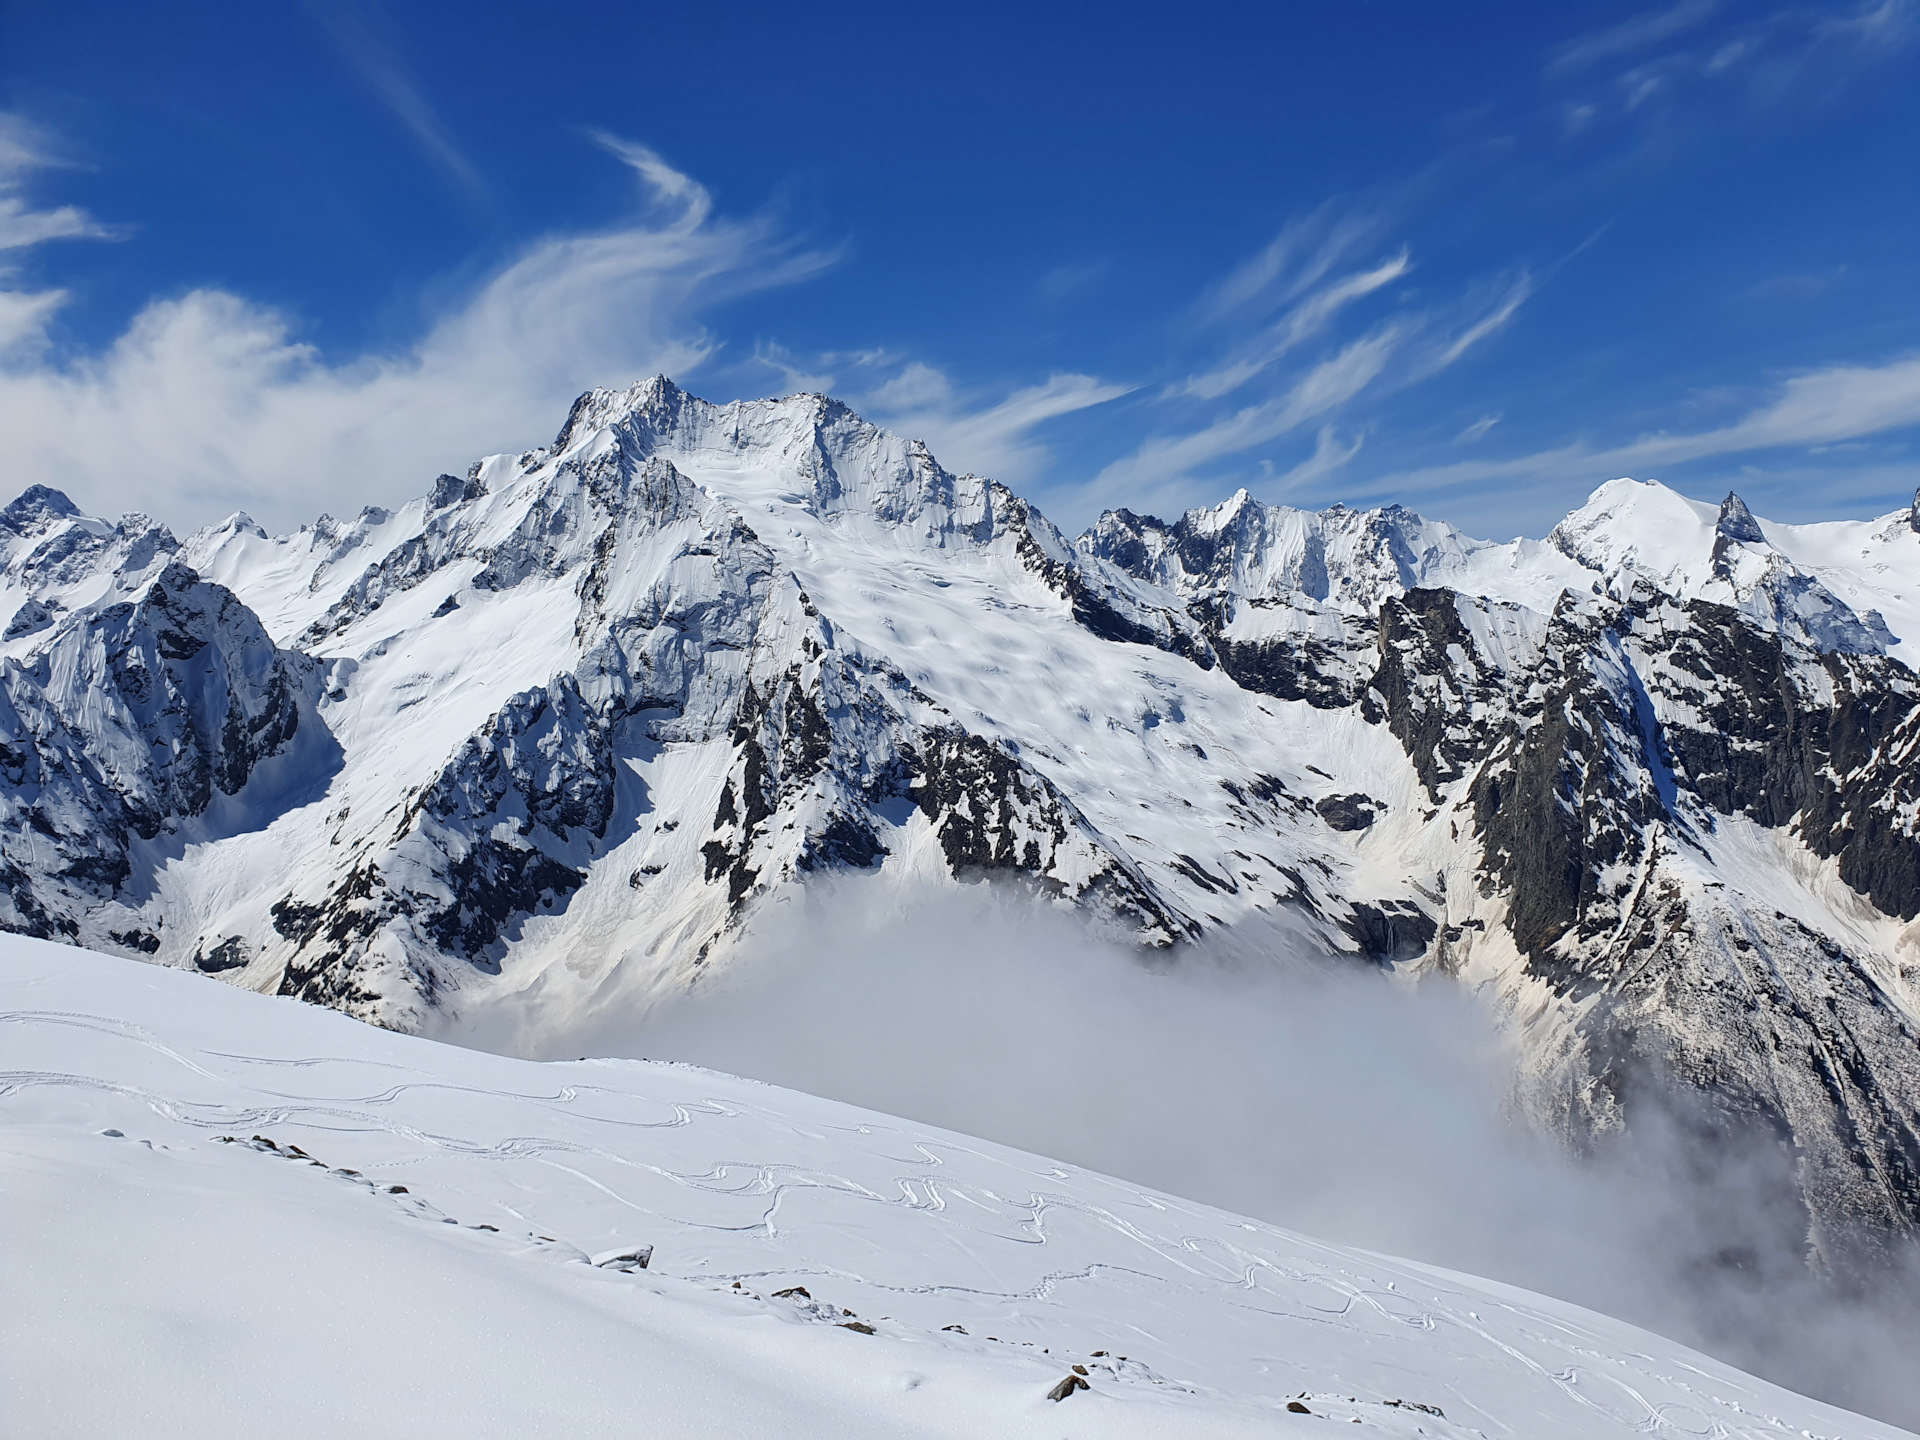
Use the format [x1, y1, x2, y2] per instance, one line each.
[1817, 0, 1917, 51]
[1415, 271, 1535, 378]
[1089, 253, 1540, 515]
[0, 288, 68, 358]
[1178, 249, 1412, 401]
[1367, 352, 1920, 507]
[0, 135, 837, 529]
[1095, 324, 1406, 503]
[308, 0, 488, 203]
[1545, 0, 1720, 76]
[0, 194, 111, 253]
[1197, 202, 1390, 326]
[1037, 260, 1107, 305]
[1099, 189, 1548, 525]
[1271, 424, 1364, 490]
[0, 115, 120, 359]
[872, 367, 1134, 484]
[1546, 0, 1915, 127]
[1455, 413, 1503, 444]
[747, 341, 898, 398]
[1609, 352, 1920, 464]
[871, 360, 955, 415]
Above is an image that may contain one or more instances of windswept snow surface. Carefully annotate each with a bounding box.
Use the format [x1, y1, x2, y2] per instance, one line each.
[3, 939, 1909, 1440]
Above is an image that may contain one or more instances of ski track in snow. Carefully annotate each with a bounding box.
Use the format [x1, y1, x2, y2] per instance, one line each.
[3, 938, 1908, 1440]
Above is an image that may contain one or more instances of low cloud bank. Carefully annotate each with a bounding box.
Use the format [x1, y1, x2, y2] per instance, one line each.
[465, 883, 1920, 1427]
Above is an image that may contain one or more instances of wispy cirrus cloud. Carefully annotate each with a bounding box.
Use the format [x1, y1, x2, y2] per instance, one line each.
[1545, 0, 1721, 76]
[741, 346, 1133, 485]
[0, 117, 119, 255]
[1196, 201, 1393, 327]
[1414, 270, 1535, 378]
[1094, 323, 1407, 506]
[1543, 0, 1915, 130]
[1177, 248, 1412, 401]
[1358, 351, 1920, 512]
[0, 114, 122, 358]
[1086, 207, 1541, 517]
[306, 0, 488, 204]
[1609, 352, 1920, 464]
[1269, 424, 1366, 491]
[0, 127, 838, 529]
[870, 364, 1134, 484]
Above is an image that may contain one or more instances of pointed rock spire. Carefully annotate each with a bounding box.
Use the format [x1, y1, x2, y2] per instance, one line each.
[1710, 491, 1767, 580]
[1716, 492, 1766, 544]
[1909, 485, 1919, 534]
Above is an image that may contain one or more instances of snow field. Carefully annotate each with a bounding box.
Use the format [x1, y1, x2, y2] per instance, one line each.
[3, 937, 1909, 1440]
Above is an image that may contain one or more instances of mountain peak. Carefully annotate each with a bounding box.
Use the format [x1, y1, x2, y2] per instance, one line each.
[1, 484, 82, 534]
[1715, 491, 1766, 545]
[1710, 491, 1768, 583]
[213, 512, 268, 540]
[551, 375, 695, 453]
[1188, 487, 1258, 536]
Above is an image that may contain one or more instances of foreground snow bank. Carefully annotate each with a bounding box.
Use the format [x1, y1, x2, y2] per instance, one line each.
[1, 938, 1906, 1440]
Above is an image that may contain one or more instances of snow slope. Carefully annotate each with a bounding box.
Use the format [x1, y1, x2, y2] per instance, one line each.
[1547, 477, 1917, 654]
[3, 935, 1908, 1440]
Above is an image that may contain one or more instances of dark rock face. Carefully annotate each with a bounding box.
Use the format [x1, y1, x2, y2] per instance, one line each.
[1342, 900, 1437, 963]
[1196, 597, 1373, 710]
[1093, 503, 1920, 1256]
[0, 562, 322, 946]
[193, 936, 250, 972]
[276, 677, 618, 1009]
[0, 485, 82, 532]
[4, 598, 53, 641]
[0, 686, 130, 939]
[1001, 489, 1215, 670]
[904, 728, 1192, 943]
[1715, 491, 1767, 546]
[95, 563, 308, 831]
[1631, 599, 1920, 923]
[1408, 592, 1920, 1255]
[1314, 794, 1376, 831]
[1363, 589, 1513, 799]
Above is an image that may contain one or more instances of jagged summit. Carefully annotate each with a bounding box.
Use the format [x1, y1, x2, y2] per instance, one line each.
[1081, 482, 1589, 623]
[470, 373, 1031, 559]
[0, 484, 81, 533]
[549, 372, 703, 453]
[1710, 490, 1768, 582]
[1715, 490, 1767, 545]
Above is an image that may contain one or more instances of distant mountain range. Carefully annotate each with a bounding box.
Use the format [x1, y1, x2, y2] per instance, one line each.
[2, 375, 1917, 1266]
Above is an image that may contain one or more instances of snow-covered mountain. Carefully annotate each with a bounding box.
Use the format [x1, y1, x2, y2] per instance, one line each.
[1, 376, 1917, 1272]
[6, 936, 1911, 1439]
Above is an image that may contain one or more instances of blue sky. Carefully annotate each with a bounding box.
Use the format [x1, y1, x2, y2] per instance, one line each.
[0, 1, 1915, 537]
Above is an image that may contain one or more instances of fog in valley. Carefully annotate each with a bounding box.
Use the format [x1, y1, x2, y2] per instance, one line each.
[455, 883, 1920, 1427]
